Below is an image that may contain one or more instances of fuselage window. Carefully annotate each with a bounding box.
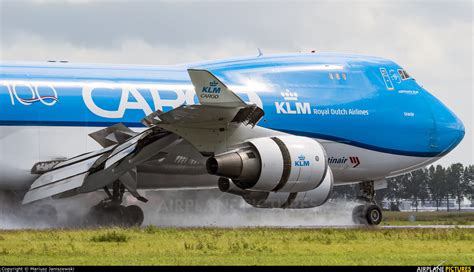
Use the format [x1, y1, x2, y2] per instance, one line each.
[329, 72, 347, 81]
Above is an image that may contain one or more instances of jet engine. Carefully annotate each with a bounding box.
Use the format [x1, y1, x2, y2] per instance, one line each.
[218, 166, 333, 208]
[206, 136, 329, 193]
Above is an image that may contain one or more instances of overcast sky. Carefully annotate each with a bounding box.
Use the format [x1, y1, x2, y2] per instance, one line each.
[0, 0, 472, 166]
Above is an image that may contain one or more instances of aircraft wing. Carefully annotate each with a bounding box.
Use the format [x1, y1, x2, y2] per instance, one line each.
[23, 69, 264, 204]
[142, 69, 263, 129]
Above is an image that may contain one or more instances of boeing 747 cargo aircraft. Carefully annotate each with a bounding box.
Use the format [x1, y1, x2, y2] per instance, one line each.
[0, 53, 465, 226]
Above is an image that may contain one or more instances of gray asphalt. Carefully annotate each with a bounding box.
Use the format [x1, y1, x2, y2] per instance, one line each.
[377, 225, 474, 229]
[274, 225, 474, 229]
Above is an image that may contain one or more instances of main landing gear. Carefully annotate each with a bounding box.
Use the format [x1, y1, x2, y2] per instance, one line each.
[86, 181, 145, 227]
[352, 181, 383, 226]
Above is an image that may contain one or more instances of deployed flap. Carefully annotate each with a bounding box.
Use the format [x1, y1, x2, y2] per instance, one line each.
[23, 128, 177, 204]
[146, 105, 241, 128]
[23, 150, 112, 204]
[23, 173, 88, 204]
[188, 69, 246, 107]
[89, 123, 138, 147]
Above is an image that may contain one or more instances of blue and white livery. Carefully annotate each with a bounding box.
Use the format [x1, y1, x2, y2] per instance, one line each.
[0, 53, 464, 225]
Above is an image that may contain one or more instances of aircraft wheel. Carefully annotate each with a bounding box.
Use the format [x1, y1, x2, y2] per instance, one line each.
[86, 204, 121, 226]
[352, 204, 382, 226]
[124, 205, 144, 227]
[365, 204, 382, 225]
[86, 204, 144, 227]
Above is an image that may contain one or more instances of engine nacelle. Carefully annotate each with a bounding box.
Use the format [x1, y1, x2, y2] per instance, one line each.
[207, 136, 328, 193]
[218, 167, 334, 208]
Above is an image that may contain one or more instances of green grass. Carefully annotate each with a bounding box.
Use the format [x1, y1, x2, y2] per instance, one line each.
[90, 231, 130, 243]
[0, 227, 472, 265]
[382, 211, 474, 226]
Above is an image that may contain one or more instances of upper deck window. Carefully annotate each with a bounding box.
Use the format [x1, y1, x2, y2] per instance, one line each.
[328, 72, 346, 81]
[397, 69, 412, 80]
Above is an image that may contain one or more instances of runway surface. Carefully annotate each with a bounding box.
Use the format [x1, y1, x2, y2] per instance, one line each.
[274, 225, 474, 229]
[0, 224, 473, 230]
[377, 225, 474, 229]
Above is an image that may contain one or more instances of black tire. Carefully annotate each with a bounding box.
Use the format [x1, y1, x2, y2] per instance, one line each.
[84, 205, 105, 226]
[352, 204, 367, 225]
[124, 205, 144, 227]
[85, 204, 124, 227]
[365, 204, 382, 225]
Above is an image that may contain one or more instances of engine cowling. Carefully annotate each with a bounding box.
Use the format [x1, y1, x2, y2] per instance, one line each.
[207, 136, 328, 193]
[218, 166, 334, 208]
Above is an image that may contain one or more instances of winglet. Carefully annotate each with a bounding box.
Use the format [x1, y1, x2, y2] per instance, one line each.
[188, 69, 246, 107]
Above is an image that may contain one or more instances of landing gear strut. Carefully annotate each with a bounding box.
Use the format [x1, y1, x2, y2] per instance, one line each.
[86, 181, 144, 227]
[352, 181, 383, 225]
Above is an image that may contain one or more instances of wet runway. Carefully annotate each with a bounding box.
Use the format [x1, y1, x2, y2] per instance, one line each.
[0, 223, 473, 230]
[377, 225, 474, 229]
[277, 225, 474, 229]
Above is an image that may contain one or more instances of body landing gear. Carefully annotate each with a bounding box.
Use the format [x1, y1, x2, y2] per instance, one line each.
[352, 181, 383, 226]
[85, 181, 145, 227]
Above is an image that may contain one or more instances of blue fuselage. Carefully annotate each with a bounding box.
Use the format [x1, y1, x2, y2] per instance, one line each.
[0, 53, 465, 159]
